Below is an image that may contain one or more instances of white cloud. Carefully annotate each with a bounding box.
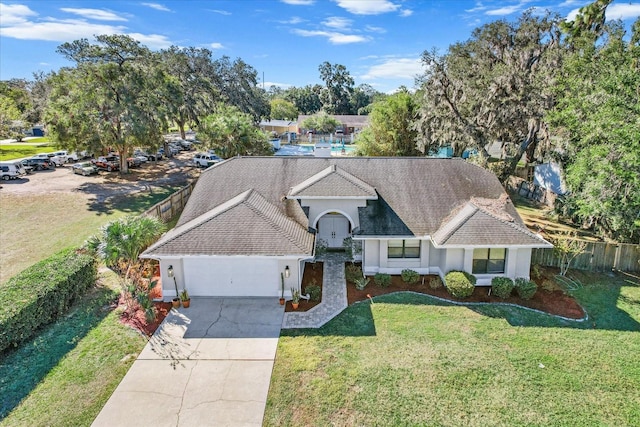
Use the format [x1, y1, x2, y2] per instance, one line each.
[207, 9, 232, 16]
[263, 81, 293, 89]
[365, 25, 386, 33]
[566, 7, 580, 21]
[281, 0, 314, 5]
[125, 32, 172, 48]
[279, 16, 305, 24]
[0, 18, 128, 41]
[465, 2, 487, 13]
[60, 8, 127, 21]
[292, 29, 369, 44]
[333, 0, 400, 15]
[485, 5, 521, 16]
[606, 3, 640, 20]
[400, 9, 413, 17]
[322, 16, 352, 29]
[360, 57, 424, 80]
[0, 3, 38, 26]
[209, 42, 224, 49]
[141, 3, 172, 12]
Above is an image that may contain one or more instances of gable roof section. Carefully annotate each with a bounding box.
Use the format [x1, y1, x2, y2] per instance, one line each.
[288, 164, 377, 199]
[142, 189, 314, 257]
[432, 201, 551, 247]
[177, 157, 538, 242]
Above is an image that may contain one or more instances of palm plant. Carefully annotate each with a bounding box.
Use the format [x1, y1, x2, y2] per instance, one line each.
[86, 215, 166, 281]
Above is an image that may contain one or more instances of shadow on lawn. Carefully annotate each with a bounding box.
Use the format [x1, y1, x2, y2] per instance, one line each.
[0, 285, 118, 420]
[281, 301, 377, 337]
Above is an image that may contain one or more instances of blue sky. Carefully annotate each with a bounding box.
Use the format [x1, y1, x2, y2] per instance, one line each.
[1, 0, 639, 93]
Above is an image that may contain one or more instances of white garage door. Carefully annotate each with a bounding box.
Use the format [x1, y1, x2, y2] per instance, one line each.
[182, 258, 279, 297]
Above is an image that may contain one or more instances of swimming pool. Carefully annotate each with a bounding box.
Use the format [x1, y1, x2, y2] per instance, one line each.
[275, 144, 356, 156]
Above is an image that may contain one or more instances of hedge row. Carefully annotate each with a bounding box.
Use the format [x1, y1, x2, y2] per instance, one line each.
[0, 248, 96, 353]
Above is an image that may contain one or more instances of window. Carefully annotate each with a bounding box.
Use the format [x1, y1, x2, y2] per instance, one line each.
[388, 240, 420, 259]
[472, 248, 506, 274]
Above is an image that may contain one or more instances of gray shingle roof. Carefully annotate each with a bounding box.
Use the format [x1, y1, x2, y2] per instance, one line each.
[432, 202, 549, 246]
[288, 165, 377, 198]
[143, 189, 314, 256]
[155, 157, 548, 257]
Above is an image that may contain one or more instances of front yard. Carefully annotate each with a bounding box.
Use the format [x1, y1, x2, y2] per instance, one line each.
[265, 271, 640, 426]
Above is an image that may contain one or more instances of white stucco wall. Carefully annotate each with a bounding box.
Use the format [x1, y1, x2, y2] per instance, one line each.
[158, 256, 303, 298]
[361, 238, 431, 275]
[302, 199, 367, 230]
[439, 248, 465, 276]
[515, 248, 532, 279]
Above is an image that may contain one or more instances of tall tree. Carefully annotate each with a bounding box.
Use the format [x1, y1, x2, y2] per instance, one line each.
[415, 11, 561, 181]
[198, 104, 272, 158]
[547, 19, 640, 242]
[212, 56, 270, 122]
[318, 62, 354, 114]
[356, 90, 420, 156]
[283, 84, 322, 115]
[300, 112, 341, 134]
[158, 46, 217, 139]
[270, 98, 298, 121]
[48, 35, 163, 173]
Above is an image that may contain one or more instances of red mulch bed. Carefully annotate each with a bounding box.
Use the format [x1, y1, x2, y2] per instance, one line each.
[119, 298, 172, 337]
[285, 261, 324, 313]
[344, 263, 584, 320]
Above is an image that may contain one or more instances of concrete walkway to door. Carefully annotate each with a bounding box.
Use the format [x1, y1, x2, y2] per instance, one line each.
[92, 298, 284, 427]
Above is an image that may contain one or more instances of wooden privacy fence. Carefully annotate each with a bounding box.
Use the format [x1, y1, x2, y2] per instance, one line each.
[532, 241, 640, 273]
[143, 183, 193, 222]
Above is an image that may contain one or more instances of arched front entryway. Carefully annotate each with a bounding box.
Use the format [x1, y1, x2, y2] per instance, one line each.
[316, 212, 352, 248]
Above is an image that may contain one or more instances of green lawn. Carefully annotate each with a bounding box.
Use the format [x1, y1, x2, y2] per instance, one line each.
[0, 189, 176, 284]
[0, 143, 56, 161]
[265, 271, 640, 426]
[0, 269, 148, 425]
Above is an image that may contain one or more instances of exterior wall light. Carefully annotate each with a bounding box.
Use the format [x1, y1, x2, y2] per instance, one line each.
[284, 265, 290, 278]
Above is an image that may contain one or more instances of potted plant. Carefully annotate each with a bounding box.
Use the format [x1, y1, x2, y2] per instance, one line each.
[180, 288, 191, 308]
[279, 273, 286, 305]
[290, 287, 300, 310]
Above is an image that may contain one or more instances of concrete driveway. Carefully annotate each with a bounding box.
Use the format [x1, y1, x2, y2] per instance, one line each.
[92, 298, 284, 427]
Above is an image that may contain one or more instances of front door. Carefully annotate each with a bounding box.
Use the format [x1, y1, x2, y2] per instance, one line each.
[318, 214, 350, 248]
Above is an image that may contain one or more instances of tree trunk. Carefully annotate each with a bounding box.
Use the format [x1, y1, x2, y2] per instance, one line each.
[118, 147, 129, 174]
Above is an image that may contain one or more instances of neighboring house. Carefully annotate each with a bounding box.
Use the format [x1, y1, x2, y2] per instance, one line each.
[141, 157, 551, 298]
[259, 119, 297, 136]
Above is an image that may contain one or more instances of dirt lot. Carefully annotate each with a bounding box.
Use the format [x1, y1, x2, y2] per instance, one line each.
[0, 151, 201, 201]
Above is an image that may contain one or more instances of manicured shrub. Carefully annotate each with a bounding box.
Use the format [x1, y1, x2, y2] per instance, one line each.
[0, 248, 97, 353]
[428, 276, 443, 289]
[541, 279, 556, 292]
[515, 278, 537, 300]
[345, 263, 363, 283]
[401, 269, 420, 284]
[305, 284, 321, 302]
[374, 273, 391, 288]
[444, 271, 476, 299]
[491, 277, 514, 299]
[354, 277, 370, 291]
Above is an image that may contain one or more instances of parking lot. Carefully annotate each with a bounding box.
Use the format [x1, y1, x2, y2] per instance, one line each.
[0, 151, 199, 199]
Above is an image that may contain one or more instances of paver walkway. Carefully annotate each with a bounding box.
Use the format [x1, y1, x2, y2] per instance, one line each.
[282, 252, 349, 329]
[92, 298, 283, 427]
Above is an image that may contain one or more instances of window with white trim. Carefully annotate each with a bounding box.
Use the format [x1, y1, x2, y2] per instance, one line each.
[472, 248, 506, 274]
[388, 239, 420, 258]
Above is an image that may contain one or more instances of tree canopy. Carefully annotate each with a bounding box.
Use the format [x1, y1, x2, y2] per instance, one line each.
[356, 90, 420, 157]
[198, 104, 272, 158]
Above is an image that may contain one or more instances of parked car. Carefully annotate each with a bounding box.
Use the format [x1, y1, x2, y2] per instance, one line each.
[32, 152, 65, 167]
[71, 161, 99, 176]
[135, 149, 161, 161]
[0, 162, 27, 180]
[92, 156, 119, 171]
[193, 152, 223, 168]
[64, 151, 90, 163]
[21, 158, 54, 171]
